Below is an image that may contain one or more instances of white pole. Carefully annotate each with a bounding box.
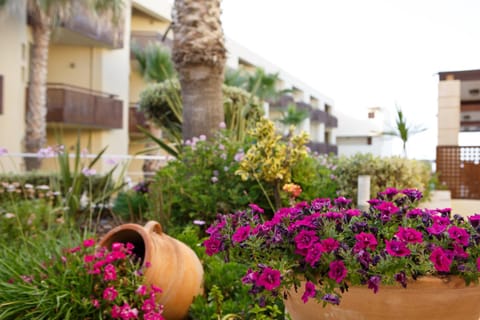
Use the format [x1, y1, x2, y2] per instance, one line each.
[357, 175, 371, 211]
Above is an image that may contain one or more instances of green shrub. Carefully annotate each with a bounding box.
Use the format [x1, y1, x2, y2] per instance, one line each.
[112, 181, 150, 222]
[333, 153, 432, 204]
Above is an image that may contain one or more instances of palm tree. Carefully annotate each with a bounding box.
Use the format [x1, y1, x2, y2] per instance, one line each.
[0, 0, 123, 170]
[246, 67, 283, 104]
[383, 105, 427, 158]
[131, 42, 176, 83]
[278, 103, 310, 127]
[172, 0, 227, 141]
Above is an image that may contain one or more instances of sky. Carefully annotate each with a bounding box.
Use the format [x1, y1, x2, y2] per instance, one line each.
[220, 0, 480, 160]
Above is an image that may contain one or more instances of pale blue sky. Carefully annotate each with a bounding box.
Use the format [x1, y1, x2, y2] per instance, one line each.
[221, 0, 480, 160]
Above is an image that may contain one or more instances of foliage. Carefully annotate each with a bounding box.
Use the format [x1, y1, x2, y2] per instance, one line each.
[236, 118, 309, 210]
[333, 153, 432, 205]
[138, 79, 263, 150]
[148, 130, 261, 230]
[170, 225, 285, 320]
[0, 234, 165, 319]
[112, 181, 151, 222]
[278, 103, 310, 127]
[131, 42, 176, 83]
[383, 105, 427, 157]
[205, 188, 480, 309]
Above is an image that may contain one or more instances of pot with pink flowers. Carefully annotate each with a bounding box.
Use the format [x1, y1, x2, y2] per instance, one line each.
[204, 188, 480, 320]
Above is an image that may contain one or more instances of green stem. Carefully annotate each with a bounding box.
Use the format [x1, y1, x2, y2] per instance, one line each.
[254, 175, 275, 212]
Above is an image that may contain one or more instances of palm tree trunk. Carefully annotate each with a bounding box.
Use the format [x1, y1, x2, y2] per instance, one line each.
[25, 25, 50, 170]
[179, 66, 224, 139]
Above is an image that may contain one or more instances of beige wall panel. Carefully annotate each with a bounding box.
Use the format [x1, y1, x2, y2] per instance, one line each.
[129, 64, 148, 103]
[0, 5, 28, 171]
[438, 107, 460, 129]
[47, 46, 92, 88]
[131, 13, 170, 33]
[438, 81, 461, 98]
[437, 129, 458, 146]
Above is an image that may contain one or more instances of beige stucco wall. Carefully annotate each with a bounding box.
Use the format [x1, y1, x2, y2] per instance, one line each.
[437, 80, 460, 145]
[452, 199, 480, 217]
[0, 5, 28, 172]
[48, 46, 94, 88]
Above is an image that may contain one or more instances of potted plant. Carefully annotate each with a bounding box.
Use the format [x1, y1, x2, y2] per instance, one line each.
[204, 187, 480, 320]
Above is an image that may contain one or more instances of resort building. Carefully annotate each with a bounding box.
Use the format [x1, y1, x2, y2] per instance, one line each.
[0, 0, 337, 177]
[436, 69, 480, 213]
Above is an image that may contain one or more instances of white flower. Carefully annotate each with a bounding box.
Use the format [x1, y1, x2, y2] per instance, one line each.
[4, 213, 15, 219]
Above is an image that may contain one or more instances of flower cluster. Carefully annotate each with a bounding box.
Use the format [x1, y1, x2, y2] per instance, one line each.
[67, 239, 165, 319]
[204, 188, 480, 306]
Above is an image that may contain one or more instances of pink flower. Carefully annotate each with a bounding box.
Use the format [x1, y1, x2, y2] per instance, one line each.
[136, 285, 147, 295]
[320, 238, 340, 253]
[294, 230, 319, 250]
[84, 255, 95, 263]
[91, 299, 100, 309]
[232, 225, 251, 243]
[103, 264, 117, 281]
[83, 238, 95, 247]
[111, 242, 123, 252]
[204, 237, 222, 256]
[354, 232, 378, 251]
[430, 247, 453, 272]
[0, 147, 8, 156]
[328, 260, 347, 283]
[448, 226, 469, 246]
[256, 267, 281, 291]
[385, 240, 411, 257]
[305, 242, 325, 267]
[395, 227, 423, 243]
[103, 286, 118, 301]
[249, 203, 264, 214]
[301, 281, 317, 303]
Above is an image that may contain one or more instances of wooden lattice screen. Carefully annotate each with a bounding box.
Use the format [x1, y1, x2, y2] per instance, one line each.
[436, 146, 480, 199]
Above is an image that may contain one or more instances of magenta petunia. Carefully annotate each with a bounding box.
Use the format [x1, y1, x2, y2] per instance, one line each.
[256, 267, 281, 291]
[301, 281, 317, 303]
[249, 203, 264, 214]
[204, 237, 222, 256]
[430, 247, 453, 272]
[375, 201, 399, 215]
[448, 226, 469, 246]
[305, 242, 325, 267]
[232, 225, 251, 243]
[354, 232, 378, 251]
[328, 260, 347, 283]
[427, 223, 447, 235]
[294, 230, 319, 250]
[385, 240, 411, 257]
[469, 214, 480, 228]
[395, 227, 423, 243]
[367, 275, 381, 293]
[321, 238, 340, 253]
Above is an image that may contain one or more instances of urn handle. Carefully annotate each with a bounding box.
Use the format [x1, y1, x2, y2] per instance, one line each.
[145, 220, 163, 235]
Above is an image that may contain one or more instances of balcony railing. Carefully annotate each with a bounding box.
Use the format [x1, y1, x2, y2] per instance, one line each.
[326, 114, 338, 128]
[129, 104, 148, 136]
[45, 1, 124, 48]
[46, 83, 123, 129]
[307, 141, 338, 155]
[436, 146, 480, 199]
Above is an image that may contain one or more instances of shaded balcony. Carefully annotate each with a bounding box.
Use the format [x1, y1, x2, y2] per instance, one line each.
[311, 109, 338, 128]
[130, 30, 172, 55]
[129, 103, 148, 136]
[46, 83, 123, 129]
[307, 141, 338, 155]
[46, 2, 124, 48]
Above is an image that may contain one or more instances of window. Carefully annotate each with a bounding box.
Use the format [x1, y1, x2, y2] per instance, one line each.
[367, 137, 372, 145]
[368, 111, 375, 119]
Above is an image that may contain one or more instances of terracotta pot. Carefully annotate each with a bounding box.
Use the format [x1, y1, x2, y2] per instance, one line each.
[284, 276, 480, 320]
[99, 221, 204, 320]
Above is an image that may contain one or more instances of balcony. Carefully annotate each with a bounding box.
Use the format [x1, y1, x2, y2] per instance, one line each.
[129, 104, 148, 136]
[310, 110, 338, 128]
[46, 83, 123, 129]
[326, 114, 338, 128]
[307, 141, 338, 155]
[46, 2, 124, 48]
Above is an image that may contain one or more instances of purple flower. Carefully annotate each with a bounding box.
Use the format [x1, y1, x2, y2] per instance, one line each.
[395, 227, 423, 243]
[468, 214, 480, 228]
[379, 187, 398, 199]
[322, 293, 340, 305]
[328, 260, 347, 284]
[406, 208, 423, 217]
[242, 269, 258, 284]
[334, 196, 351, 208]
[427, 223, 447, 235]
[256, 267, 281, 291]
[232, 226, 251, 243]
[294, 230, 318, 250]
[0, 147, 8, 156]
[448, 226, 469, 246]
[430, 247, 453, 272]
[394, 271, 407, 288]
[301, 281, 317, 303]
[385, 240, 411, 257]
[402, 188, 423, 201]
[367, 275, 381, 293]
